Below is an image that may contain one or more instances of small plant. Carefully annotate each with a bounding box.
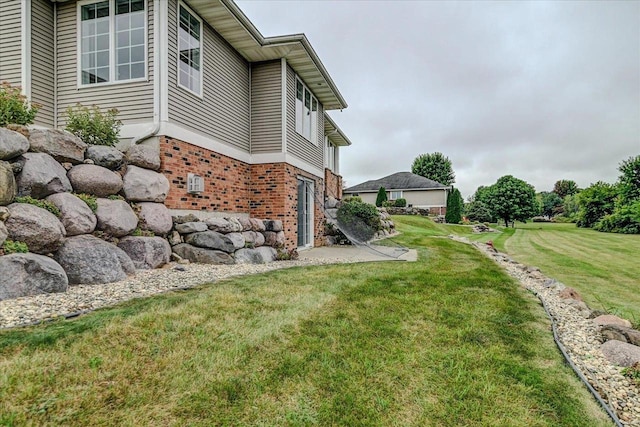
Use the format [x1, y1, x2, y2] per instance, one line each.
[65, 103, 122, 146]
[132, 228, 155, 237]
[74, 193, 98, 213]
[244, 242, 255, 249]
[107, 194, 125, 201]
[622, 363, 640, 386]
[393, 198, 407, 208]
[276, 248, 299, 261]
[0, 81, 40, 127]
[2, 240, 29, 255]
[14, 196, 61, 217]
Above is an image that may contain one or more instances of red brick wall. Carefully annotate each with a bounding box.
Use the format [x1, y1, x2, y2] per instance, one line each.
[324, 168, 343, 200]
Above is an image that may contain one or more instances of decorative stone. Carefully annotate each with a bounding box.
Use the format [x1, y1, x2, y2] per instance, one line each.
[172, 243, 234, 265]
[0, 206, 9, 221]
[117, 236, 171, 269]
[227, 217, 243, 232]
[205, 217, 234, 233]
[255, 246, 277, 263]
[125, 144, 161, 171]
[0, 160, 16, 205]
[67, 164, 123, 197]
[184, 231, 235, 253]
[16, 153, 72, 198]
[234, 248, 263, 264]
[275, 231, 285, 247]
[85, 145, 124, 170]
[264, 220, 283, 232]
[95, 198, 138, 237]
[601, 325, 640, 346]
[10, 157, 25, 174]
[172, 213, 200, 224]
[5, 203, 66, 254]
[0, 253, 68, 301]
[264, 231, 277, 247]
[168, 230, 182, 246]
[0, 128, 29, 160]
[28, 128, 87, 164]
[600, 340, 640, 367]
[558, 287, 582, 301]
[226, 232, 246, 250]
[325, 196, 338, 209]
[46, 192, 97, 236]
[238, 217, 252, 231]
[0, 221, 7, 247]
[122, 165, 169, 202]
[136, 202, 172, 235]
[175, 221, 208, 234]
[593, 314, 632, 329]
[250, 218, 266, 232]
[55, 235, 135, 284]
[242, 230, 265, 247]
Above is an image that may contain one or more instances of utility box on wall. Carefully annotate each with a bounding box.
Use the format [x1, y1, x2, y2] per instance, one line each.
[187, 173, 204, 194]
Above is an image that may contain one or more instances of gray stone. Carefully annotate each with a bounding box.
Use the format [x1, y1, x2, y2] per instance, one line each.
[67, 164, 123, 197]
[0, 160, 16, 205]
[10, 157, 25, 174]
[55, 235, 135, 284]
[0, 128, 29, 160]
[5, 203, 66, 254]
[0, 206, 9, 221]
[95, 198, 138, 237]
[227, 217, 243, 232]
[172, 243, 235, 265]
[205, 217, 234, 233]
[168, 230, 182, 246]
[175, 221, 208, 234]
[601, 325, 640, 346]
[325, 196, 338, 209]
[264, 231, 277, 247]
[172, 213, 200, 224]
[558, 287, 582, 301]
[600, 340, 640, 367]
[0, 221, 7, 247]
[234, 248, 263, 264]
[16, 153, 72, 198]
[250, 218, 266, 232]
[0, 253, 68, 301]
[122, 165, 169, 202]
[136, 202, 173, 235]
[238, 217, 252, 231]
[46, 192, 97, 236]
[241, 230, 266, 247]
[28, 129, 87, 164]
[593, 314, 632, 329]
[117, 236, 171, 269]
[83, 159, 94, 164]
[264, 220, 283, 232]
[85, 145, 124, 170]
[184, 230, 235, 253]
[255, 246, 277, 263]
[226, 232, 246, 250]
[125, 144, 161, 171]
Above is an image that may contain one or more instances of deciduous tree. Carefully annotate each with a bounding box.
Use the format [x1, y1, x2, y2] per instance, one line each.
[486, 175, 538, 227]
[553, 180, 579, 198]
[411, 152, 455, 185]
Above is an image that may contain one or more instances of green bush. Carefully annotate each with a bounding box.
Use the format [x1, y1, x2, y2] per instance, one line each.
[74, 193, 98, 213]
[393, 198, 407, 207]
[65, 104, 122, 146]
[0, 81, 39, 127]
[2, 240, 29, 254]
[14, 196, 61, 217]
[465, 200, 493, 223]
[336, 198, 381, 242]
[343, 196, 362, 204]
[593, 201, 640, 234]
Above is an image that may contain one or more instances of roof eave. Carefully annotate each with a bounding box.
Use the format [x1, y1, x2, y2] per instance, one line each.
[323, 113, 352, 147]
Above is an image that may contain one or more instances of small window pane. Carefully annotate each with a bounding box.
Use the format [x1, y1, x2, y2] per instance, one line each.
[116, 0, 129, 15]
[116, 14, 129, 31]
[131, 62, 145, 79]
[97, 51, 109, 67]
[97, 67, 109, 82]
[118, 64, 130, 80]
[96, 1, 109, 18]
[117, 47, 129, 64]
[296, 80, 303, 100]
[117, 30, 129, 47]
[131, 11, 144, 29]
[312, 98, 317, 112]
[131, 28, 144, 45]
[81, 4, 95, 21]
[82, 21, 95, 37]
[131, 45, 144, 62]
[132, 0, 144, 12]
[97, 34, 109, 50]
[304, 90, 311, 109]
[96, 19, 109, 34]
[81, 53, 92, 68]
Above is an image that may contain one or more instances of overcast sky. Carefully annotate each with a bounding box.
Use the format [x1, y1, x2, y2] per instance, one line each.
[236, 0, 640, 198]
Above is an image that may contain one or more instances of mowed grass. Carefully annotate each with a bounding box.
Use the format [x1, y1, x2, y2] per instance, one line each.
[0, 218, 610, 426]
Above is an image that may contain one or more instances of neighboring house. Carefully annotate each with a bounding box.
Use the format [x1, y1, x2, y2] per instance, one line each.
[0, 0, 351, 249]
[344, 172, 450, 215]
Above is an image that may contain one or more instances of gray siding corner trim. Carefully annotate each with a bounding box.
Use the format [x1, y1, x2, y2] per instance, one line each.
[0, 0, 23, 87]
[250, 60, 282, 154]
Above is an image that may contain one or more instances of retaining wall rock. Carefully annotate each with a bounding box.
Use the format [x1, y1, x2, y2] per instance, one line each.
[28, 129, 87, 164]
[136, 202, 173, 235]
[0, 128, 30, 160]
[16, 153, 72, 198]
[0, 253, 68, 300]
[95, 198, 138, 237]
[5, 203, 66, 254]
[67, 164, 123, 197]
[85, 145, 124, 170]
[122, 165, 169, 202]
[0, 160, 16, 205]
[118, 236, 171, 269]
[172, 243, 234, 265]
[46, 192, 97, 236]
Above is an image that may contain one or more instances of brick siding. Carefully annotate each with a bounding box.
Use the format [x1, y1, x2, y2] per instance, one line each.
[324, 168, 343, 200]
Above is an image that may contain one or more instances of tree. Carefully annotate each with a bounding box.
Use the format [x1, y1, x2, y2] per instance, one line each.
[465, 200, 493, 223]
[375, 187, 387, 207]
[411, 152, 455, 185]
[575, 181, 617, 228]
[445, 188, 463, 223]
[618, 155, 640, 205]
[486, 175, 538, 227]
[540, 191, 563, 218]
[553, 180, 579, 198]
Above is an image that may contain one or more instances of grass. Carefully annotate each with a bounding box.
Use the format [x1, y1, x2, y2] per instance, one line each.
[0, 217, 611, 426]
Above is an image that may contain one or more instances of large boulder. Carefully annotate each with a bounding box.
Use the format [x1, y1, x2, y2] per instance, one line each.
[234, 247, 276, 264]
[136, 202, 172, 235]
[67, 164, 123, 197]
[238, 217, 252, 231]
[122, 165, 169, 202]
[0, 128, 29, 160]
[184, 230, 235, 253]
[117, 236, 171, 269]
[600, 340, 640, 367]
[250, 218, 266, 232]
[46, 192, 97, 236]
[264, 220, 283, 232]
[255, 246, 277, 263]
[601, 325, 640, 347]
[225, 232, 246, 250]
[0, 160, 16, 205]
[125, 144, 161, 171]
[205, 217, 237, 233]
[0, 253, 68, 301]
[55, 235, 135, 284]
[264, 231, 285, 247]
[16, 153, 72, 198]
[85, 145, 124, 170]
[0, 221, 8, 247]
[5, 203, 66, 254]
[172, 243, 235, 265]
[95, 198, 138, 237]
[28, 129, 87, 164]
[242, 230, 265, 247]
[593, 314, 632, 329]
[175, 221, 208, 234]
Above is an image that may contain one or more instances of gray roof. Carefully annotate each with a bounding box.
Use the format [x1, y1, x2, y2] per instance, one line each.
[345, 172, 449, 193]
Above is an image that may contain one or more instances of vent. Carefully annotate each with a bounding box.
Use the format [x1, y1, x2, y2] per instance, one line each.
[187, 173, 204, 194]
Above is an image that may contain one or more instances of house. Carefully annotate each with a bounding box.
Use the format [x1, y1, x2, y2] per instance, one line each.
[0, 0, 352, 250]
[344, 172, 450, 215]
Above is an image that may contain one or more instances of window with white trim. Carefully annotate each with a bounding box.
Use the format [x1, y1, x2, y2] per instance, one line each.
[295, 77, 318, 144]
[178, 3, 202, 96]
[79, 0, 146, 85]
[390, 191, 403, 200]
[325, 138, 336, 172]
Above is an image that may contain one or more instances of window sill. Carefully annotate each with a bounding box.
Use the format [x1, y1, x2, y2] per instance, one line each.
[77, 77, 149, 90]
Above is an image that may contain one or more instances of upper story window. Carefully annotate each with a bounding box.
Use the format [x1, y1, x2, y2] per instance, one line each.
[178, 3, 202, 96]
[325, 138, 336, 172]
[79, 0, 146, 85]
[295, 77, 318, 144]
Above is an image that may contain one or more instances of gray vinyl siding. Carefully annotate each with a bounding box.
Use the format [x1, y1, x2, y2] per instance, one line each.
[30, 0, 55, 128]
[55, 0, 154, 127]
[0, 0, 22, 86]
[285, 65, 324, 171]
[167, 0, 250, 153]
[250, 60, 282, 153]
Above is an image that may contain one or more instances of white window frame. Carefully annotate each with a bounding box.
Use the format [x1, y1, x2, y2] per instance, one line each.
[390, 191, 403, 200]
[325, 137, 336, 172]
[176, 1, 203, 98]
[76, 0, 148, 88]
[295, 76, 318, 145]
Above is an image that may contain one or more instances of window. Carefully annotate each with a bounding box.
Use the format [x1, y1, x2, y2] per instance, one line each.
[325, 138, 336, 171]
[79, 0, 146, 85]
[390, 191, 403, 200]
[295, 77, 318, 143]
[178, 3, 202, 96]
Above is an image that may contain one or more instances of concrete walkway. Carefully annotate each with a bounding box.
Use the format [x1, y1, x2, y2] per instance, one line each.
[301, 244, 418, 263]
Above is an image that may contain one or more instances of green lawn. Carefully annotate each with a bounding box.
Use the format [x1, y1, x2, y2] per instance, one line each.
[0, 217, 610, 426]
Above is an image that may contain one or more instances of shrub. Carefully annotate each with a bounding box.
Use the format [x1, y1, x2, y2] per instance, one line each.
[2, 240, 29, 254]
[393, 198, 407, 207]
[593, 201, 640, 234]
[74, 193, 98, 213]
[65, 104, 122, 146]
[465, 200, 493, 223]
[375, 187, 387, 207]
[343, 196, 362, 204]
[14, 196, 61, 217]
[445, 188, 463, 224]
[0, 81, 40, 127]
[336, 198, 381, 242]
